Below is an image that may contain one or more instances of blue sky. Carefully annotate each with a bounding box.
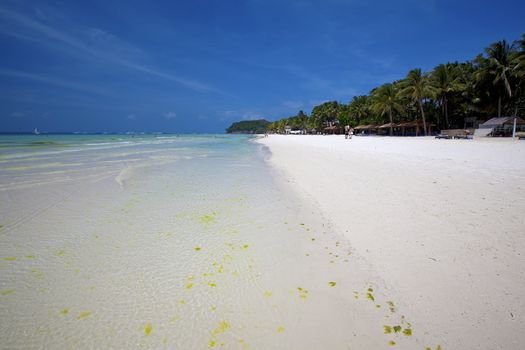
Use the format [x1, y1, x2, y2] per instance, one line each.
[1, 0, 524, 133]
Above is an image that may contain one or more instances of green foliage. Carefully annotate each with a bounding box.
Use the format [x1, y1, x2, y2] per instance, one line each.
[398, 68, 436, 135]
[370, 83, 403, 135]
[310, 101, 343, 129]
[476, 40, 517, 116]
[348, 95, 371, 125]
[225, 119, 271, 134]
[263, 33, 525, 132]
[429, 64, 463, 128]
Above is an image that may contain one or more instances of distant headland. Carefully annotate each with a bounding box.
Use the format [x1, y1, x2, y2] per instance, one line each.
[225, 119, 270, 134]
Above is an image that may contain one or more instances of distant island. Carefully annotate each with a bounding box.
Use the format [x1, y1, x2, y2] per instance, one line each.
[226, 119, 270, 134]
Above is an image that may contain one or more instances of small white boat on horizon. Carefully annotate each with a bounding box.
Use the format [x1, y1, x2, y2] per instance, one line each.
[33, 128, 40, 135]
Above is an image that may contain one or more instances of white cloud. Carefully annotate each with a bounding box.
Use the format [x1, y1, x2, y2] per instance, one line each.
[11, 111, 27, 118]
[282, 100, 304, 110]
[0, 6, 227, 95]
[0, 69, 113, 96]
[218, 110, 263, 121]
[164, 112, 177, 119]
[241, 111, 263, 120]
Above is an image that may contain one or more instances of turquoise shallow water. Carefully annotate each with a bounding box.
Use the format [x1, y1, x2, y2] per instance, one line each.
[0, 134, 253, 188]
[0, 134, 421, 349]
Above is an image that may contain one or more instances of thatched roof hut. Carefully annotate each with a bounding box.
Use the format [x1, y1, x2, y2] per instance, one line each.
[378, 122, 397, 129]
[397, 120, 434, 136]
[376, 122, 399, 135]
[479, 117, 525, 136]
[481, 117, 525, 127]
[324, 125, 342, 135]
[354, 124, 377, 130]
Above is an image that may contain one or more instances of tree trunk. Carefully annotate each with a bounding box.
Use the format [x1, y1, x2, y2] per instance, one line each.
[419, 100, 428, 136]
[389, 109, 393, 136]
[498, 95, 502, 117]
[444, 96, 449, 128]
[438, 99, 443, 129]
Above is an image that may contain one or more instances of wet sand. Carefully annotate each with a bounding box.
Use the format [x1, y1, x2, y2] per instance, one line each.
[1, 135, 429, 349]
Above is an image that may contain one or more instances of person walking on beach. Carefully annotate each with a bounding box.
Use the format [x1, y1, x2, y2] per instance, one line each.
[347, 127, 354, 139]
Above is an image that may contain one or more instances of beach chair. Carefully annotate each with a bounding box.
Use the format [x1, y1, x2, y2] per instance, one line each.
[435, 133, 451, 139]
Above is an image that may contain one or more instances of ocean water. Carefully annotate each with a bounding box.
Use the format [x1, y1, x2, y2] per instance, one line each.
[0, 134, 421, 349]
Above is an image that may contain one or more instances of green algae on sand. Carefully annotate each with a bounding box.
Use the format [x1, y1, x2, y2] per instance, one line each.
[144, 323, 152, 336]
[199, 214, 216, 224]
[75, 311, 91, 320]
[212, 320, 230, 335]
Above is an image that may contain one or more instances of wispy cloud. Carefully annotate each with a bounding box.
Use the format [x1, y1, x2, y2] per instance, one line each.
[127, 114, 136, 120]
[282, 100, 304, 110]
[219, 110, 264, 121]
[11, 111, 28, 118]
[350, 46, 397, 70]
[164, 112, 177, 119]
[0, 69, 114, 96]
[0, 6, 226, 95]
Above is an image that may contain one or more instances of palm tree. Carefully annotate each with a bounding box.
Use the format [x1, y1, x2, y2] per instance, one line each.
[514, 34, 525, 75]
[506, 35, 525, 117]
[348, 95, 370, 125]
[430, 64, 463, 129]
[399, 68, 435, 136]
[455, 62, 481, 119]
[477, 40, 515, 117]
[370, 83, 403, 136]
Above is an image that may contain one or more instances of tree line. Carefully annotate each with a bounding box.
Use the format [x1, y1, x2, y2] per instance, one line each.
[267, 34, 525, 136]
[226, 119, 270, 134]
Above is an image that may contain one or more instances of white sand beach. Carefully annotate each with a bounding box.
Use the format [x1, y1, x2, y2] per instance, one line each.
[1, 134, 524, 349]
[1, 135, 436, 349]
[257, 135, 525, 350]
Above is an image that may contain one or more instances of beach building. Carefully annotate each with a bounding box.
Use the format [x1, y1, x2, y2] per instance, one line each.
[354, 124, 377, 135]
[397, 120, 434, 136]
[323, 118, 342, 134]
[354, 120, 434, 136]
[476, 117, 525, 137]
[324, 125, 342, 134]
[377, 122, 398, 136]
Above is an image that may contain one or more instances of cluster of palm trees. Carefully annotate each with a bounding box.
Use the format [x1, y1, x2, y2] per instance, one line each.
[267, 34, 525, 135]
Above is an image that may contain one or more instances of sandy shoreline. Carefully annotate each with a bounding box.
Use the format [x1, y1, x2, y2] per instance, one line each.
[257, 135, 525, 349]
[2, 135, 431, 349]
